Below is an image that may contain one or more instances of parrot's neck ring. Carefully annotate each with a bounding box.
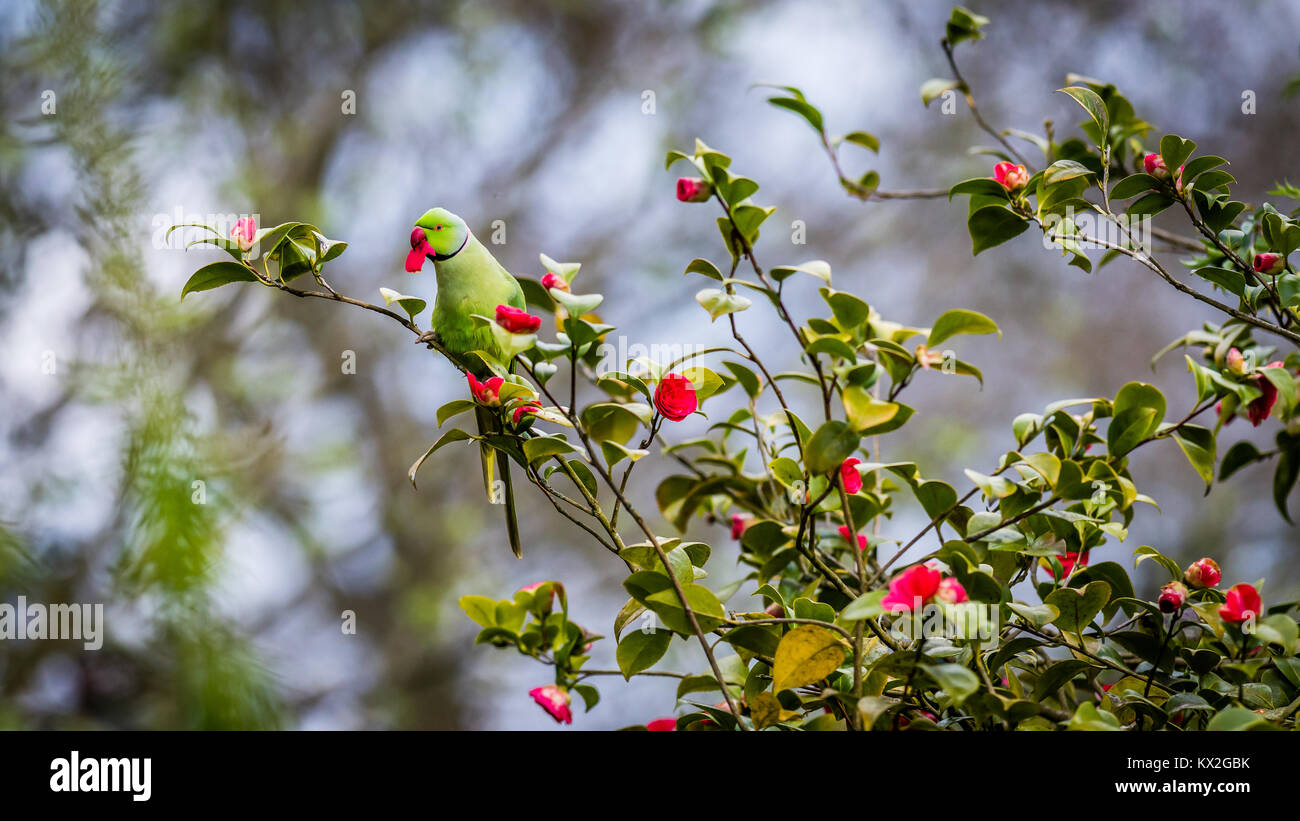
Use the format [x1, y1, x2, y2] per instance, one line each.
[432, 233, 469, 262]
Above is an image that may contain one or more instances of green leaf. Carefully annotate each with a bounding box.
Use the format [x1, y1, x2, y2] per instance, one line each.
[522, 435, 581, 464]
[644, 584, 726, 635]
[922, 664, 980, 707]
[378, 287, 427, 319]
[684, 258, 723, 281]
[841, 589, 888, 622]
[771, 625, 847, 692]
[1046, 581, 1111, 633]
[841, 131, 880, 152]
[616, 629, 672, 679]
[1007, 601, 1059, 627]
[767, 95, 824, 133]
[1206, 707, 1275, 731]
[1033, 659, 1093, 701]
[1171, 424, 1216, 488]
[921, 78, 961, 107]
[771, 260, 832, 285]
[550, 289, 603, 316]
[695, 288, 752, 321]
[968, 205, 1029, 254]
[927, 309, 1000, 347]
[1058, 86, 1109, 143]
[1220, 440, 1264, 481]
[1159, 135, 1196, 174]
[1107, 382, 1166, 456]
[1068, 701, 1122, 731]
[1109, 173, 1159, 199]
[180, 261, 259, 299]
[805, 420, 860, 475]
[436, 399, 477, 427]
[458, 595, 497, 628]
[840, 386, 900, 433]
[1043, 159, 1095, 185]
[408, 429, 475, 488]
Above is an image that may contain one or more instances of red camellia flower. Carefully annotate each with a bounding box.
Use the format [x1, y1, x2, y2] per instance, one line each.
[1219, 583, 1262, 624]
[467, 372, 504, 406]
[231, 216, 257, 253]
[1253, 252, 1285, 276]
[1184, 557, 1221, 588]
[1158, 581, 1188, 613]
[992, 161, 1028, 192]
[1246, 361, 1284, 426]
[1046, 551, 1089, 579]
[511, 404, 541, 425]
[1143, 153, 1169, 179]
[936, 576, 968, 604]
[645, 717, 677, 731]
[881, 564, 943, 612]
[654, 373, 697, 421]
[529, 684, 573, 725]
[541, 271, 570, 293]
[837, 524, 867, 551]
[495, 304, 542, 334]
[729, 514, 750, 540]
[676, 177, 712, 203]
[840, 457, 862, 494]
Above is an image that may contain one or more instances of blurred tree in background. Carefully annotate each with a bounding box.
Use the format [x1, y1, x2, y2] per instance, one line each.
[1, 0, 1297, 729]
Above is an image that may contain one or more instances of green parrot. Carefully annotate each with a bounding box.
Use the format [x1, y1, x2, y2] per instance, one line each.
[407, 207, 526, 557]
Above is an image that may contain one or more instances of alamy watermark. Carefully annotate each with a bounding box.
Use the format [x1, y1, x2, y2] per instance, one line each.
[0, 596, 104, 650]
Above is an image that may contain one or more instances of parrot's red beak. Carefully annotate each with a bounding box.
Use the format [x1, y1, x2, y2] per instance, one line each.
[406, 226, 431, 272]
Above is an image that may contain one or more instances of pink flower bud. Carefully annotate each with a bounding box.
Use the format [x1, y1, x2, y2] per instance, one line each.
[764, 601, 785, 618]
[1226, 348, 1247, 375]
[529, 684, 573, 724]
[729, 514, 750, 540]
[915, 344, 945, 370]
[676, 177, 712, 203]
[231, 217, 257, 253]
[837, 524, 867, 551]
[936, 576, 968, 604]
[1219, 584, 1262, 624]
[1143, 153, 1169, 179]
[1253, 253, 1285, 276]
[511, 404, 540, 425]
[1158, 581, 1188, 613]
[840, 457, 862, 494]
[992, 161, 1028, 192]
[1184, 557, 1221, 588]
[541, 271, 570, 293]
[494, 304, 542, 334]
[645, 717, 677, 731]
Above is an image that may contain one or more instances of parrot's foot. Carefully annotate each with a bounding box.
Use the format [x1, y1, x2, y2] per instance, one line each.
[415, 330, 442, 349]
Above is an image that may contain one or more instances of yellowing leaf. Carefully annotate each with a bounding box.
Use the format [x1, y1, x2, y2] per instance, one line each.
[771, 625, 847, 692]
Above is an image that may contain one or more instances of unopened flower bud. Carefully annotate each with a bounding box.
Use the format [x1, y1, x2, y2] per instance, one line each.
[1158, 581, 1188, 613]
[992, 161, 1028, 192]
[676, 177, 712, 203]
[1184, 557, 1221, 588]
[1143, 153, 1169, 179]
[1253, 252, 1285, 276]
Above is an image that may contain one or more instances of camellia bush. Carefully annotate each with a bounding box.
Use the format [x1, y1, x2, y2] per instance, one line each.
[175, 8, 1300, 730]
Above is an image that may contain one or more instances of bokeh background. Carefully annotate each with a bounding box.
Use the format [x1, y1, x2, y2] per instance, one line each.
[2, 0, 1298, 730]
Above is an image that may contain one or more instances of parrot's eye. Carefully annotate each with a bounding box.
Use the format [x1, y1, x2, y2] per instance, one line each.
[435, 225, 443, 231]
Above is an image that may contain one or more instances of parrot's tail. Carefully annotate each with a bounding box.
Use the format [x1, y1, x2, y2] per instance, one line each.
[475, 405, 523, 558]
